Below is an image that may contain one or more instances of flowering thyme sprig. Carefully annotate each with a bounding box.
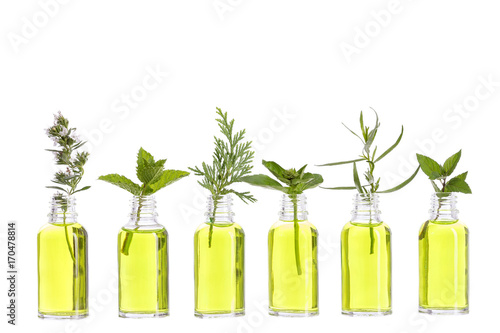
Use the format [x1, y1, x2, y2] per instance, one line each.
[46, 112, 91, 197]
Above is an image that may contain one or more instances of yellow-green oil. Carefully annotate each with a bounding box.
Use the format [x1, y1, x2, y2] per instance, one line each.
[268, 220, 318, 316]
[194, 222, 244, 317]
[419, 220, 468, 313]
[341, 221, 391, 315]
[38, 222, 88, 318]
[118, 228, 168, 317]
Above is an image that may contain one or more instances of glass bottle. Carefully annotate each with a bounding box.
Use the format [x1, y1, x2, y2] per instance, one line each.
[194, 194, 244, 318]
[419, 192, 468, 315]
[268, 193, 318, 317]
[341, 193, 391, 316]
[38, 195, 88, 319]
[118, 195, 169, 318]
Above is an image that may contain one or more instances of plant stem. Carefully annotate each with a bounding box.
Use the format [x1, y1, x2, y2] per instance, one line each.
[208, 197, 218, 248]
[121, 194, 143, 255]
[291, 194, 302, 276]
[368, 198, 375, 255]
[63, 206, 76, 263]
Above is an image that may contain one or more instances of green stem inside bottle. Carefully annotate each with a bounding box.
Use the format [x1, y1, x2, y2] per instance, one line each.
[291, 194, 302, 276]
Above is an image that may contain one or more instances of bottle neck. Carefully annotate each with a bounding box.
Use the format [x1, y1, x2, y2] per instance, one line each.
[351, 193, 381, 224]
[206, 194, 234, 225]
[127, 195, 159, 227]
[429, 192, 459, 221]
[48, 195, 77, 224]
[279, 193, 308, 222]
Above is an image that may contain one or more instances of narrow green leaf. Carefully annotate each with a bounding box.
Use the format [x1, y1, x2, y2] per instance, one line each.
[262, 160, 286, 180]
[46, 186, 68, 193]
[342, 123, 365, 143]
[444, 177, 472, 194]
[431, 180, 441, 192]
[353, 163, 364, 193]
[416, 154, 442, 180]
[374, 126, 403, 163]
[297, 164, 307, 178]
[98, 174, 142, 195]
[317, 158, 364, 167]
[239, 174, 288, 193]
[442, 150, 462, 176]
[378, 166, 420, 193]
[360, 111, 365, 139]
[146, 170, 190, 194]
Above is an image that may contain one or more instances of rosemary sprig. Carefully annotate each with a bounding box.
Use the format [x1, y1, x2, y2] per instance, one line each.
[45, 112, 91, 263]
[189, 107, 256, 248]
[319, 108, 420, 254]
[240, 161, 323, 275]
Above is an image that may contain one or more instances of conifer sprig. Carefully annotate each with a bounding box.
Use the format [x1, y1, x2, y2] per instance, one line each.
[189, 108, 256, 247]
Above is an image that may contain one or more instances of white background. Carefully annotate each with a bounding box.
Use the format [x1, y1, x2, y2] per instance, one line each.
[0, 1, 498, 332]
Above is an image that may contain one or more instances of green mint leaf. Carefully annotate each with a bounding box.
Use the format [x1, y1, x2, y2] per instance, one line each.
[353, 163, 364, 194]
[317, 158, 364, 167]
[262, 160, 288, 182]
[442, 150, 462, 176]
[145, 169, 190, 194]
[297, 173, 323, 191]
[378, 166, 420, 193]
[444, 177, 472, 194]
[455, 171, 468, 181]
[239, 174, 288, 193]
[431, 180, 441, 192]
[98, 174, 142, 195]
[137, 159, 166, 185]
[416, 154, 442, 180]
[137, 147, 155, 168]
[374, 126, 403, 163]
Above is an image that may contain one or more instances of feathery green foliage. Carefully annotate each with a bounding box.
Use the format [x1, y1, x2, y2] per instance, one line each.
[189, 107, 256, 247]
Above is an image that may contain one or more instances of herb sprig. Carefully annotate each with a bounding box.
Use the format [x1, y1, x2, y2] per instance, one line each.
[99, 148, 189, 254]
[240, 161, 323, 275]
[45, 112, 91, 263]
[189, 108, 256, 248]
[416, 150, 471, 194]
[319, 109, 420, 254]
[46, 112, 91, 197]
[319, 109, 420, 194]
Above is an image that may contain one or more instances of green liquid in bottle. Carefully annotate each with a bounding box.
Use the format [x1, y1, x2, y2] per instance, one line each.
[38, 222, 88, 318]
[194, 222, 244, 318]
[341, 221, 391, 316]
[118, 228, 169, 317]
[268, 220, 318, 316]
[419, 220, 468, 314]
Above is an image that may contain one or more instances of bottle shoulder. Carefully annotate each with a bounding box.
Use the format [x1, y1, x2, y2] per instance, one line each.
[269, 220, 317, 232]
[195, 222, 244, 233]
[420, 219, 468, 233]
[120, 226, 166, 234]
[343, 221, 389, 230]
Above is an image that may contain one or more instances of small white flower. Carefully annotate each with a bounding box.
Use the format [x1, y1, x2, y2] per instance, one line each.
[60, 127, 68, 136]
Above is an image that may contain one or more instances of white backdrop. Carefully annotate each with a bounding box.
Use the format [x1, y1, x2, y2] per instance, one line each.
[1, 1, 498, 333]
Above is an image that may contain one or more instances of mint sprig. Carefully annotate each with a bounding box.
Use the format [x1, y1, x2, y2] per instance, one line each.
[240, 161, 323, 275]
[99, 148, 189, 197]
[99, 148, 189, 255]
[416, 150, 472, 194]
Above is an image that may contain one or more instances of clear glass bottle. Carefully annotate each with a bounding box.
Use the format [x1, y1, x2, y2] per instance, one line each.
[194, 194, 244, 318]
[341, 193, 391, 316]
[38, 195, 88, 319]
[118, 195, 169, 318]
[268, 194, 318, 317]
[419, 192, 468, 315]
